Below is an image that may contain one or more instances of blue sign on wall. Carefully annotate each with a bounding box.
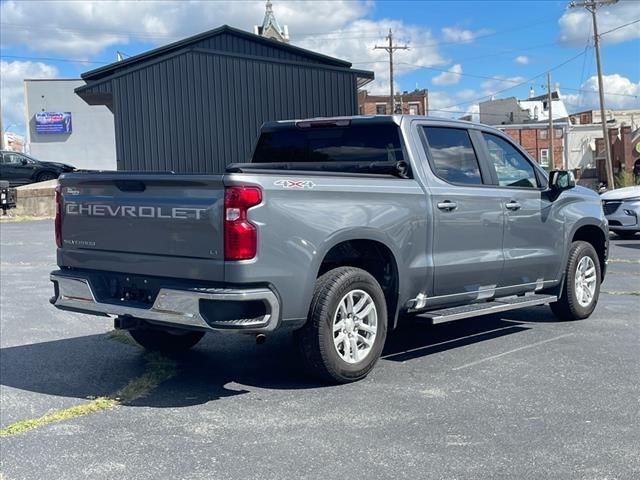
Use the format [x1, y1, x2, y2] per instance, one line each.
[35, 112, 72, 134]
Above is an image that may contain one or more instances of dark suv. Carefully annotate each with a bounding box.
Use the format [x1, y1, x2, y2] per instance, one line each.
[0, 151, 75, 186]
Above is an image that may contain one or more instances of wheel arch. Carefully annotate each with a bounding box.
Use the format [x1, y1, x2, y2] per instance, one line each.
[309, 231, 402, 330]
[571, 223, 607, 281]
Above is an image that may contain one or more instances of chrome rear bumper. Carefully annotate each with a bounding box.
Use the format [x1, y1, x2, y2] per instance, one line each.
[50, 272, 280, 332]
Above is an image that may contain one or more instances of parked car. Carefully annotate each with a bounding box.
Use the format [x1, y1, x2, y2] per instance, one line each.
[0, 151, 75, 186]
[601, 185, 640, 239]
[50, 116, 608, 383]
[0, 180, 17, 213]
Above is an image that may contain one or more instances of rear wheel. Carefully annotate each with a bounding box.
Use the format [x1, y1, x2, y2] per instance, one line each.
[129, 326, 205, 353]
[36, 171, 57, 182]
[550, 241, 601, 321]
[294, 267, 388, 384]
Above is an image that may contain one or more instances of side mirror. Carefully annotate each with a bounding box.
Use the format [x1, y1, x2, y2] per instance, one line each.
[21, 159, 28, 165]
[549, 170, 575, 191]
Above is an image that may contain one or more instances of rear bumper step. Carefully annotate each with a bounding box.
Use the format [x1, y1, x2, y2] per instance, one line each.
[418, 294, 557, 324]
[50, 271, 280, 333]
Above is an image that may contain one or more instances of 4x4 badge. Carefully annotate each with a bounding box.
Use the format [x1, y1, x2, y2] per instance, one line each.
[274, 179, 315, 189]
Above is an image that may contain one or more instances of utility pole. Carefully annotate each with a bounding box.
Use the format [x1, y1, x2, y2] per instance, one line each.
[569, 0, 617, 189]
[374, 29, 409, 114]
[547, 72, 555, 170]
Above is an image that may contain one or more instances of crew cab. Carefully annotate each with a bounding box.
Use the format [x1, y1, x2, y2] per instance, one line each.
[50, 116, 608, 383]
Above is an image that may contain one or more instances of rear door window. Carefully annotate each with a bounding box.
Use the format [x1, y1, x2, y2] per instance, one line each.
[422, 127, 483, 185]
[252, 124, 404, 164]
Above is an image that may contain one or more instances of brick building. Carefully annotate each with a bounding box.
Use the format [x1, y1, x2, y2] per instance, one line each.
[593, 125, 635, 179]
[358, 89, 428, 115]
[498, 124, 566, 170]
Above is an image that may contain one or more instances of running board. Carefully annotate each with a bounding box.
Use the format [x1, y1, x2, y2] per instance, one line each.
[418, 294, 557, 324]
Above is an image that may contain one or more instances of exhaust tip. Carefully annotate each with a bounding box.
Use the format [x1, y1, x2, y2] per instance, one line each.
[256, 334, 267, 345]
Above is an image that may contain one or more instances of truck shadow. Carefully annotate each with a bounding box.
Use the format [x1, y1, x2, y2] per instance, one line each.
[0, 308, 556, 409]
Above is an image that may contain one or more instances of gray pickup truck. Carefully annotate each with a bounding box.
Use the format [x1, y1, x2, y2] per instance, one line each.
[50, 116, 608, 383]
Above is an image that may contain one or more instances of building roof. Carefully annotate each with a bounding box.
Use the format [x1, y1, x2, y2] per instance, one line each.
[527, 91, 560, 102]
[81, 25, 361, 82]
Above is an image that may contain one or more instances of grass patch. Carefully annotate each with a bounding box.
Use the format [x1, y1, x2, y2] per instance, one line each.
[0, 347, 177, 438]
[0, 397, 117, 438]
[114, 352, 177, 402]
[107, 329, 141, 348]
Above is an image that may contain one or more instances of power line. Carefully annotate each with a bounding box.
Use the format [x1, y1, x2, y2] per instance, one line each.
[438, 49, 589, 110]
[0, 54, 109, 65]
[409, 16, 557, 49]
[599, 18, 640, 36]
[355, 58, 637, 98]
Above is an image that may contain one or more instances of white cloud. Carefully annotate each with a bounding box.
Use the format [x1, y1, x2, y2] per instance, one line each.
[0, 61, 59, 134]
[441, 27, 490, 43]
[558, 0, 640, 46]
[432, 64, 463, 86]
[0, 0, 370, 56]
[562, 74, 640, 111]
[514, 55, 529, 65]
[298, 19, 446, 95]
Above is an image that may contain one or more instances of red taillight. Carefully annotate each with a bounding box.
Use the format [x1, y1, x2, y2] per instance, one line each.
[54, 185, 62, 248]
[224, 186, 262, 260]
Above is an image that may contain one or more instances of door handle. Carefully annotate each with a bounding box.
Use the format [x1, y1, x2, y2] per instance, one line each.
[437, 200, 457, 211]
[505, 201, 521, 211]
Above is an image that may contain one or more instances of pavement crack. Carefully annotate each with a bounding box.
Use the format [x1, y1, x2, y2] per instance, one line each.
[601, 290, 640, 297]
[0, 332, 177, 438]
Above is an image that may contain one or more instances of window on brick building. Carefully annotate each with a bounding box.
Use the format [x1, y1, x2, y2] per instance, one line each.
[538, 129, 548, 139]
[409, 104, 419, 115]
[539, 149, 550, 168]
[376, 104, 386, 114]
[554, 128, 563, 139]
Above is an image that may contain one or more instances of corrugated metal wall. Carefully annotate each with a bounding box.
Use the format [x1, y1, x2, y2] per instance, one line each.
[111, 49, 359, 173]
[192, 32, 339, 66]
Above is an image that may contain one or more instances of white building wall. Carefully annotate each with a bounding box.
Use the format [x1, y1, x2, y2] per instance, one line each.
[24, 79, 116, 171]
[566, 124, 602, 170]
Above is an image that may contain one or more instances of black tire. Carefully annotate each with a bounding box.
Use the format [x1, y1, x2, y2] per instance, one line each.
[550, 241, 601, 321]
[129, 327, 205, 353]
[294, 267, 388, 384]
[36, 171, 57, 182]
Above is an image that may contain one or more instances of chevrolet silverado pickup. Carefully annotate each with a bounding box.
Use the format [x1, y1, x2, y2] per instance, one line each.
[50, 116, 608, 383]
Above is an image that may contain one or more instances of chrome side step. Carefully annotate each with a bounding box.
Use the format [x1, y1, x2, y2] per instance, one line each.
[418, 294, 557, 324]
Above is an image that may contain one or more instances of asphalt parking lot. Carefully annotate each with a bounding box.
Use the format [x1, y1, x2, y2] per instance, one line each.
[1, 219, 639, 480]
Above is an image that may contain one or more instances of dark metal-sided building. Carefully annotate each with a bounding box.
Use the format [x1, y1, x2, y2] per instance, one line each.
[76, 25, 374, 173]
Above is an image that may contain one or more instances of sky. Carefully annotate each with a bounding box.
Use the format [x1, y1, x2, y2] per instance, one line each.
[1, 0, 639, 136]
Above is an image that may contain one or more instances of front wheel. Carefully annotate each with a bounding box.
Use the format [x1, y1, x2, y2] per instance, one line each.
[129, 326, 205, 353]
[550, 241, 601, 321]
[294, 267, 388, 384]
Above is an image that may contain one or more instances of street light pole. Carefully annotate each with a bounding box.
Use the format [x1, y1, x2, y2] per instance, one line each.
[569, 0, 618, 189]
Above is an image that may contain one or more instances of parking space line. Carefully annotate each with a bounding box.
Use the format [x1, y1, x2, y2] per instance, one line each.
[451, 333, 574, 371]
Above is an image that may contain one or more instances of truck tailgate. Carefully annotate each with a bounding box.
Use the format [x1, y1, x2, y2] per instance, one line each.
[59, 173, 224, 262]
